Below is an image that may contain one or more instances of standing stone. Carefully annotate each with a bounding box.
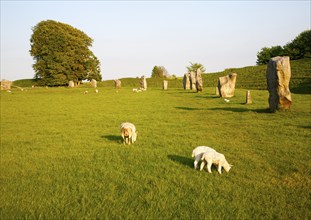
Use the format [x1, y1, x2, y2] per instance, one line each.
[196, 68, 203, 92]
[163, 80, 168, 90]
[190, 71, 196, 91]
[68, 80, 75, 88]
[1, 80, 12, 90]
[114, 79, 121, 89]
[183, 73, 190, 90]
[215, 87, 219, 96]
[140, 76, 147, 90]
[90, 79, 97, 88]
[246, 90, 252, 104]
[266, 56, 292, 112]
[217, 73, 237, 98]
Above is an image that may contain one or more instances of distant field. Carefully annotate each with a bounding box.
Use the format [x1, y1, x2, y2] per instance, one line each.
[1, 86, 310, 219]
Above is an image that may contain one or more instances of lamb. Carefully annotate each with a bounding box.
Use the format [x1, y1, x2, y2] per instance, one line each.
[200, 150, 232, 174]
[120, 122, 137, 145]
[191, 146, 216, 169]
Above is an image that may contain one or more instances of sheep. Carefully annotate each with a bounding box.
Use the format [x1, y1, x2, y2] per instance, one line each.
[120, 122, 137, 145]
[191, 146, 216, 169]
[200, 150, 232, 174]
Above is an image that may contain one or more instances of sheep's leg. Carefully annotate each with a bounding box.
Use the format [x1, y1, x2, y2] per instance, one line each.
[217, 164, 222, 174]
[207, 161, 212, 173]
[122, 135, 125, 144]
[200, 160, 206, 171]
[194, 155, 201, 169]
[194, 160, 198, 169]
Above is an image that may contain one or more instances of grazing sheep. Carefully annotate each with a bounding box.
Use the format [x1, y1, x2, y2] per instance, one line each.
[120, 122, 137, 145]
[200, 150, 232, 174]
[191, 146, 216, 169]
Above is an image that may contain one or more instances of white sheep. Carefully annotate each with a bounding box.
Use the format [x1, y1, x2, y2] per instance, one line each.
[200, 150, 232, 174]
[120, 122, 138, 145]
[191, 146, 216, 169]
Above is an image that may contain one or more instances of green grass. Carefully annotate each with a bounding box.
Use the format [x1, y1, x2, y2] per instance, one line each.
[1, 86, 310, 219]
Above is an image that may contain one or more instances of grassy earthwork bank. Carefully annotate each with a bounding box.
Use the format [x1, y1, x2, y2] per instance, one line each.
[1, 85, 310, 219]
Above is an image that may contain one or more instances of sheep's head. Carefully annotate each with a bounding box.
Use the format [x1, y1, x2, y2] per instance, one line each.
[223, 162, 232, 172]
[122, 128, 132, 137]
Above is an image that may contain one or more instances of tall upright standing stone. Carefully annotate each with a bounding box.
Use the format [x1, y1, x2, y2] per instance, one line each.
[90, 79, 97, 88]
[190, 71, 196, 91]
[217, 73, 237, 98]
[114, 79, 121, 89]
[183, 73, 190, 90]
[140, 76, 147, 90]
[266, 56, 292, 112]
[163, 80, 168, 90]
[196, 68, 203, 92]
[246, 90, 252, 104]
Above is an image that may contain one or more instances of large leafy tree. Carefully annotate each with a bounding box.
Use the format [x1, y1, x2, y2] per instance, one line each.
[256, 30, 311, 65]
[30, 20, 101, 86]
[256, 46, 284, 65]
[283, 30, 311, 60]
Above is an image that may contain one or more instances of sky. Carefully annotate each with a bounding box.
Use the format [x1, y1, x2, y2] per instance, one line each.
[1, 1, 310, 81]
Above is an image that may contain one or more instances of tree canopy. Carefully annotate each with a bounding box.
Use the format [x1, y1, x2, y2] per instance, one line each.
[30, 20, 101, 86]
[186, 62, 206, 73]
[151, 66, 169, 78]
[256, 30, 311, 65]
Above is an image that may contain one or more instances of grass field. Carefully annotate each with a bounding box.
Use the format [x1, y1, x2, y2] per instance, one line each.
[1, 86, 310, 219]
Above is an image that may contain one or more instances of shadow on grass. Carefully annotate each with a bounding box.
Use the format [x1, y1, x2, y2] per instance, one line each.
[168, 154, 193, 169]
[102, 135, 122, 143]
[207, 107, 273, 113]
[175, 106, 205, 111]
[176, 105, 273, 113]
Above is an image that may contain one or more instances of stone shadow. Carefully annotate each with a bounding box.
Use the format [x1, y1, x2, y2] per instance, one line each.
[168, 154, 193, 169]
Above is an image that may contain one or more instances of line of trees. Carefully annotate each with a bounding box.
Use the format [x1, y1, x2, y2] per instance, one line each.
[30, 20, 101, 86]
[256, 30, 311, 65]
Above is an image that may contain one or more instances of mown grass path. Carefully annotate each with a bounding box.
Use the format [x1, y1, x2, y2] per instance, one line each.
[1, 87, 310, 219]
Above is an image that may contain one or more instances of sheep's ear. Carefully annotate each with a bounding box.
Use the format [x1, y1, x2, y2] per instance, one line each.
[230, 164, 234, 167]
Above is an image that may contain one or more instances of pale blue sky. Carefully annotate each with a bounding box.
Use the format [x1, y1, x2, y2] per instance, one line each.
[1, 1, 310, 81]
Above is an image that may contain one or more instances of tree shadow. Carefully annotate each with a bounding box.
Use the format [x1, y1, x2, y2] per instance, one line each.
[167, 154, 193, 169]
[102, 135, 122, 143]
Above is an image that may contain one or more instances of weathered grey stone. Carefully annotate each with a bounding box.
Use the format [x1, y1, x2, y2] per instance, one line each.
[1, 80, 12, 90]
[163, 80, 168, 90]
[217, 73, 237, 98]
[196, 68, 203, 92]
[246, 90, 252, 104]
[183, 73, 190, 90]
[266, 56, 292, 112]
[190, 71, 196, 91]
[68, 80, 75, 88]
[140, 76, 147, 90]
[114, 79, 121, 89]
[90, 79, 97, 88]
